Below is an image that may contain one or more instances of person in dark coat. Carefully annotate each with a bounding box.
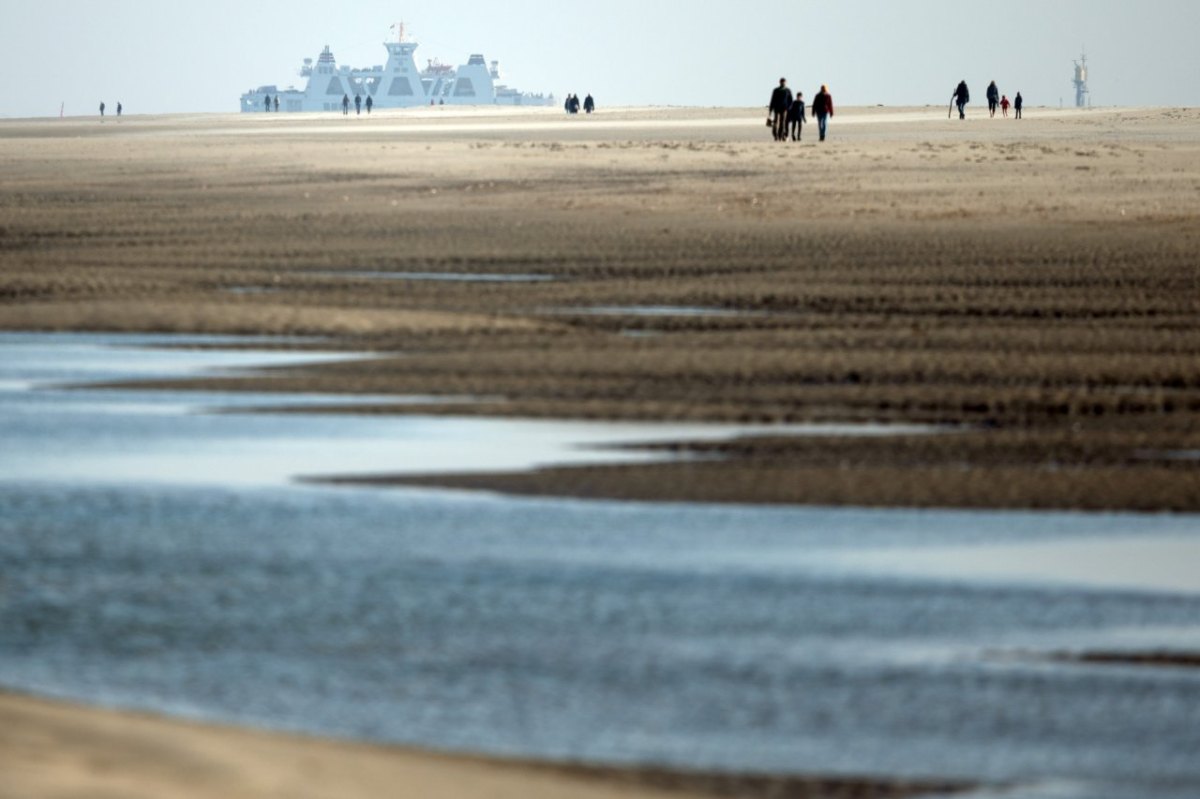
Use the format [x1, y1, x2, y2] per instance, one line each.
[117, 102, 122, 117]
[342, 94, 350, 115]
[1014, 91, 1024, 119]
[355, 94, 362, 115]
[768, 78, 793, 142]
[366, 95, 374, 114]
[583, 94, 595, 114]
[952, 80, 970, 119]
[787, 92, 807, 142]
[986, 81, 1000, 118]
[264, 95, 272, 112]
[812, 85, 834, 141]
[99, 102, 105, 118]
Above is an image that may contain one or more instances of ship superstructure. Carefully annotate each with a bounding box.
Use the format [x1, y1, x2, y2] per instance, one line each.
[241, 25, 553, 112]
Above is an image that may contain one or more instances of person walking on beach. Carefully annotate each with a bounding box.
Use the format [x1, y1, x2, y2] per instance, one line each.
[366, 95, 374, 114]
[787, 91, 807, 141]
[952, 80, 970, 119]
[264, 95, 272, 113]
[1014, 92, 1024, 119]
[99, 101, 105, 118]
[986, 81, 1000, 118]
[1000, 94, 1011, 118]
[342, 94, 350, 116]
[117, 102, 122, 118]
[768, 78, 793, 142]
[355, 94, 362, 115]
[584, 93, 595, 114]
[813, 84, 834, 142]
[274, 96, 280, 113]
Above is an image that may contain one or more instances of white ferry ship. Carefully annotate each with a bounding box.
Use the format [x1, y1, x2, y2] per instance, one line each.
[241, 25, 554, 112]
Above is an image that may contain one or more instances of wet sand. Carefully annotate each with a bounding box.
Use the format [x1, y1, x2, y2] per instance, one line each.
[1, 106, 1198, 795]
[3, 105, 1198, 510]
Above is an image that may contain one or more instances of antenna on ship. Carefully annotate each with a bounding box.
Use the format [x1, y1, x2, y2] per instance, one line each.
[1073, 49, 1090, 108]
[391, 22, 407, 44]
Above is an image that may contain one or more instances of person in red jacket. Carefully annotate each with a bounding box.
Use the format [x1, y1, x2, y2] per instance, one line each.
[812, 85, 834, 142]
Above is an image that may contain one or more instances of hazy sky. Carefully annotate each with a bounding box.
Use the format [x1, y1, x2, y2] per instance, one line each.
[2, 0, 1198, 117]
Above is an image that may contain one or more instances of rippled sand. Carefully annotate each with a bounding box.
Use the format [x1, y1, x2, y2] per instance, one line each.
[4, 105, 1197, 509]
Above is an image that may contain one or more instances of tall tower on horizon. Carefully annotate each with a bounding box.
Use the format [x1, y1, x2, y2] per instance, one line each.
[1073, 52, 1090, 108]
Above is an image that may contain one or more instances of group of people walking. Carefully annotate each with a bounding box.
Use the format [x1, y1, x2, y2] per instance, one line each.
[766, 76, 1026, 139]
[564, 94, 595, 114]
[768, 79, 833, 142]
[340, 93, 374, 115]
[98, 102, 122, 118]
[954, 80, 1023, 119]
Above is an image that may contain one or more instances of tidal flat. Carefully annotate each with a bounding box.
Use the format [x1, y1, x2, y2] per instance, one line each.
[2, 106, 1199, 799]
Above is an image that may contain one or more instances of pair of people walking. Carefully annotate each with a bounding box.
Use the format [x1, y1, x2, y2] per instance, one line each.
[564, 94, 594, 115]
[768, 79, 834, 142]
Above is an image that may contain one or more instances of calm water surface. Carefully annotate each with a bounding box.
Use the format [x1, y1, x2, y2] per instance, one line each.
[1, 333, 1199, 799]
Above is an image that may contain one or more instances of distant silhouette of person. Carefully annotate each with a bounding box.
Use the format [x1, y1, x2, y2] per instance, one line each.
[264, 95, 272, 113]
[1014, 92, 1024, 119]
[439, 98, 444, 106]
[584, 93, 595, 114]
[274, 96, 280, 112]
[355, 94, 362, 115]
[1000, 94, 1011, 118]
[99, 102, 105, 118]
[564, 95, 571, 114]
[366, 95, 374, 114]
[952, 80, 970, 119]
[987, 81, 1000, 118]
[342, 94, 350, 115]
[117, 102, 122, 117]
[812, 84, 834, 141]
[768, 78, 792, 142]
[788, 92, 806, 141]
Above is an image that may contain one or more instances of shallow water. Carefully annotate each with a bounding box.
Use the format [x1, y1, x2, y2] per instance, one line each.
[1, 333, 1199, 799]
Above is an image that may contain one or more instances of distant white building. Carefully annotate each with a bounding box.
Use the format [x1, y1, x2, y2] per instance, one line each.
[241, 28, 554, 113]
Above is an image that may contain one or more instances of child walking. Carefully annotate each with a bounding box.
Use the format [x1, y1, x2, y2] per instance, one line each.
[788, 92, 807, 141]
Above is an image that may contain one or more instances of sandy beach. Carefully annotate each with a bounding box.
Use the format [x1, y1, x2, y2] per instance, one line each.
[0, 692, 968, 799]
[3, 105, 1198, 510]
[2, 105, 1199, 795]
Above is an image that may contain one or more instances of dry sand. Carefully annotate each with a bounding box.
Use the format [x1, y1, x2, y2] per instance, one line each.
[1, 105, 1198, 796]
[0, 692, 968, 799]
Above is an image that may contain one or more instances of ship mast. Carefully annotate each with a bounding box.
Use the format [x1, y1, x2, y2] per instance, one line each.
[390, 22, 407, 44]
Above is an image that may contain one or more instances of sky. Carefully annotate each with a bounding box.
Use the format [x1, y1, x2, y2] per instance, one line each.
[1, 0, 1198, 117]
